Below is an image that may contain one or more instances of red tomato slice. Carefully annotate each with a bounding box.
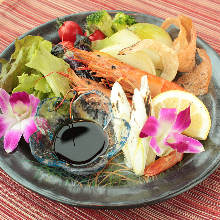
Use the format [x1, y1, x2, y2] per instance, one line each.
[88, 30, 106, 41]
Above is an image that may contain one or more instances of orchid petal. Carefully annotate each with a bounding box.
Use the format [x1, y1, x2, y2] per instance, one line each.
[9, 91, 30, 106]
[4, 127, 22, 153]
[140, 106, 203, 155]
[173, 106, 191, 132]
[0, 91, 40, 153]
[0, 89, 10, 114]
[22, 118, 37, 143]
[29, 95, 40, 117]
[0, 116, 9, 138]
[156, 108, 177, 137]
[166, 133, 204, 153]
[139, 116, 159, 138]
[150, 137, 161, 154]
[9, 92, 30, 116]
[0, 114, 17, 138]
[159, 108, 177, 124]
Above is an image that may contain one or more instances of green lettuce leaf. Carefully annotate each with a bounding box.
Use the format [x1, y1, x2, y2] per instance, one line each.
[0, 36, 47, 92]
[26, 40, 71, 97]
[0, 35, 71, 99]
[12, 73, 55, 99]
[12, 73, 39, 94]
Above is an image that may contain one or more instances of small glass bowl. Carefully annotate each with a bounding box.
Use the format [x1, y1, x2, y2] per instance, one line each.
[29, 90, 130, 175]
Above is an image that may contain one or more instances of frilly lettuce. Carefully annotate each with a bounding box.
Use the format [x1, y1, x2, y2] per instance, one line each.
[12, 73, 55, 100]
[26, 39, 70, 97]
[0, 36, 46, 92]
[0, 35, 71, 99]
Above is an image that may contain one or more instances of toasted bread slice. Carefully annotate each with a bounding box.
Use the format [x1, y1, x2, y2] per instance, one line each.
[176, 48, 212, 96]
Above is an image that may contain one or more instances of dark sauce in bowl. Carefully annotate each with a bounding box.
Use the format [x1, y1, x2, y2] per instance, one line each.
[53, 121, 108, 165]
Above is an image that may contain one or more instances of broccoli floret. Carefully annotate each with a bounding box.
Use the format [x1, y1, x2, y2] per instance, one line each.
[86, 10, 114, 37]
[112, 12, 136, 32]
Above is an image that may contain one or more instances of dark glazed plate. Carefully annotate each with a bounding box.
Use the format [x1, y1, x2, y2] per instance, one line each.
[0, 11, 220, 208]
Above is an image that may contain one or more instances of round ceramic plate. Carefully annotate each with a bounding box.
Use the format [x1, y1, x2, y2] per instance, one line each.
[0, 11, 220, 208]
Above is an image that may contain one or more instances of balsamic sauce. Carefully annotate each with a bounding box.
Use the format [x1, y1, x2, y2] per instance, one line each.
[53, 121, 108, 165]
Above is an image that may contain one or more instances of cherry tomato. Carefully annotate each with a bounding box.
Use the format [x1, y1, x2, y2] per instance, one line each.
[88, 30, 106, 41]
[58, 21, 83, 42]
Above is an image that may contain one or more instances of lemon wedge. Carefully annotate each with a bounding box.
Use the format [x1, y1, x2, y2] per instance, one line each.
[151, 90, 211, 140]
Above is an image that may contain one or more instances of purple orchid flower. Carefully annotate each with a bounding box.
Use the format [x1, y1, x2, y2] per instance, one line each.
[139, 106, 204, 155]
[0, 89, 40, 153]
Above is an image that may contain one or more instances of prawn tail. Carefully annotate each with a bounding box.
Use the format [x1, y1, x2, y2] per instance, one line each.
[144, 151, 183, 176]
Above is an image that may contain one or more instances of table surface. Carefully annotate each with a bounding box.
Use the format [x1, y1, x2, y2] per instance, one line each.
[0, 0, 219, 219]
